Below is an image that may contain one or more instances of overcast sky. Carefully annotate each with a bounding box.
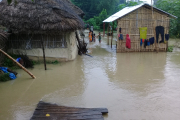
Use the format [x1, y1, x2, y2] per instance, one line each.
[142, 0, 153, 4]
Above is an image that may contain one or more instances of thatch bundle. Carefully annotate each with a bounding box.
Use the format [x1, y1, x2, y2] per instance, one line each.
[0, 32, 9, 64]
[0, 0, 84, 34]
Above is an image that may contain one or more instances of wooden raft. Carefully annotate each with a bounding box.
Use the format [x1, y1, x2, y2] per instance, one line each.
[30, 101, 108, 120]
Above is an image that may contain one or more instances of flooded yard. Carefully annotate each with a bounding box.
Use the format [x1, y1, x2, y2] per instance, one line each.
[0, 31, 180, 120]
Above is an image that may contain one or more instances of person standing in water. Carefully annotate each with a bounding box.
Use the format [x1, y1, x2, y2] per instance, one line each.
[97, 32, 102, 43]
[93, 34, 96, 42]
[89, 30, 92, 42]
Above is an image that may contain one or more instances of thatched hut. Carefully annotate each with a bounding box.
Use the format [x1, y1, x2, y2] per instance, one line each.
[0, 0, 84, 61]
[103, 3, 177, 53]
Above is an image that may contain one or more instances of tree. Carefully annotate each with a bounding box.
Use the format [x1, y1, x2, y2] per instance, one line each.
[86, 9, 108, 30]
[71, 0, 120, 20]
[156, 0, 180, 37]
[153, 0, 159, 5]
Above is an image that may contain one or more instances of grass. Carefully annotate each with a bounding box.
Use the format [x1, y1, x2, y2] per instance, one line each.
[167, 46, 173, 52]
[32, 60, 60, 65]
[0, 73, 10, 82]
[2, 54, 21, 70]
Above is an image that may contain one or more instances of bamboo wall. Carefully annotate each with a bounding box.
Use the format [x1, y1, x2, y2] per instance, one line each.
[116, 6, 170, 52]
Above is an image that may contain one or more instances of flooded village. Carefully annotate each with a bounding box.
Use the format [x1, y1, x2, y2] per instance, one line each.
[0, 0, 180, 120]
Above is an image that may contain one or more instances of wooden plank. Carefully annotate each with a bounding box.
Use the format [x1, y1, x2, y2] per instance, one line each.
[30, 101, 108, 120]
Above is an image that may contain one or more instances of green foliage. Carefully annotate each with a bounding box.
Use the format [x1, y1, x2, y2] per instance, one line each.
[32, 60, 60, 65]
[156, 0, 180, 37]
[2, 54, 20, 69]
[46, 60, 59, 65]
[71, 0, 121, 20]
[32, 61, 41, 65]
[0, 73, 10, 82]
[84, 1, 143, 31]
[7, 0, 12, 4]
[167, 46, 173, 52]
[85, 9, 108, 30]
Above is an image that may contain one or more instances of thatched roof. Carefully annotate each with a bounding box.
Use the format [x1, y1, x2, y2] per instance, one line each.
[0, 0, 85, 34]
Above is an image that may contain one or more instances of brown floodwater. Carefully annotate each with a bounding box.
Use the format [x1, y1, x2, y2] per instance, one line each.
[0, 30, 180, 120]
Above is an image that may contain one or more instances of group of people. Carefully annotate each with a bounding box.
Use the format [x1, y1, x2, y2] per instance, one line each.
[86, 23, 102, 43]
[88, 31, 102, 43]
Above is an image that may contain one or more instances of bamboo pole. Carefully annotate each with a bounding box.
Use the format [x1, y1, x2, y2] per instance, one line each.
[0, 49, 36, 79]
[107, 23, 110, 45]
[151, 0, 158, 52]
[111, 22, 114, 48]
[41, 35, 47, 70]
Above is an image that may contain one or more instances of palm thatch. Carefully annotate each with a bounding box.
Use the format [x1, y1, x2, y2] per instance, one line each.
[0, 31, 9, 64]
[0, 0, 84, 34]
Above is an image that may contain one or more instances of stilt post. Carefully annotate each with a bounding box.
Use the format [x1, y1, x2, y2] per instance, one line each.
[111, 22, 114, 48]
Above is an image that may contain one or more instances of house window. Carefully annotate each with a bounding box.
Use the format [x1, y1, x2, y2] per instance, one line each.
[8, 34, 67, 49]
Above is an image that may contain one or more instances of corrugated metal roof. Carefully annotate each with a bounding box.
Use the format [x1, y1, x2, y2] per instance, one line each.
[103, 3, 177, 23]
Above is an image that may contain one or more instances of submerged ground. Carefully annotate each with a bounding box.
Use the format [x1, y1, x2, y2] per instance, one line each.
[0, 30, 180, 120]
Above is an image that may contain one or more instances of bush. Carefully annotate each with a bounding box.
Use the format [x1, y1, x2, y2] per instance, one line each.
[0, 73, 10, 82]
[156, 0, 180, 38]
[32, 60, 60, 65]
[167, 46, 173, 52]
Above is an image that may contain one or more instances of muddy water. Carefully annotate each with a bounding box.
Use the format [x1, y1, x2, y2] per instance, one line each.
[1, 31, 180, 120]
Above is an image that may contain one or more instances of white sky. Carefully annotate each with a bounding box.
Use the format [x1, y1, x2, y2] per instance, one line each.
[142, 0, 153, 4]
[127, 0, 153, 4]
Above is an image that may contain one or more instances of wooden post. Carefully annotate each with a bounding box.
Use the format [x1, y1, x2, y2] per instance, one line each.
[41, 35, 47, 70]
[107, 23, 110, 45]
[151, 0, 158, 53]
[103, 22, 105, 37]
[0, 49, 36, 79]
[111, 22, 114, 48]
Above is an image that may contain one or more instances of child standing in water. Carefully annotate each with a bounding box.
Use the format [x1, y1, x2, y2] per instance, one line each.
[93, 34, 96, 42]
[96, 32, 102, 43]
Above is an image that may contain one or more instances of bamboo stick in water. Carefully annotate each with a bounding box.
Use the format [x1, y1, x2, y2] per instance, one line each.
[0, 49, 36, 79]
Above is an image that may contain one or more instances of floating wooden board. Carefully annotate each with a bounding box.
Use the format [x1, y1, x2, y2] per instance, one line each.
[30, 101, 108, 120]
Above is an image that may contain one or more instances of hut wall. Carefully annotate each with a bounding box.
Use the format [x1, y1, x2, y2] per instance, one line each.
[7, 32, 78, 61]
[116, 6, 170, 52]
